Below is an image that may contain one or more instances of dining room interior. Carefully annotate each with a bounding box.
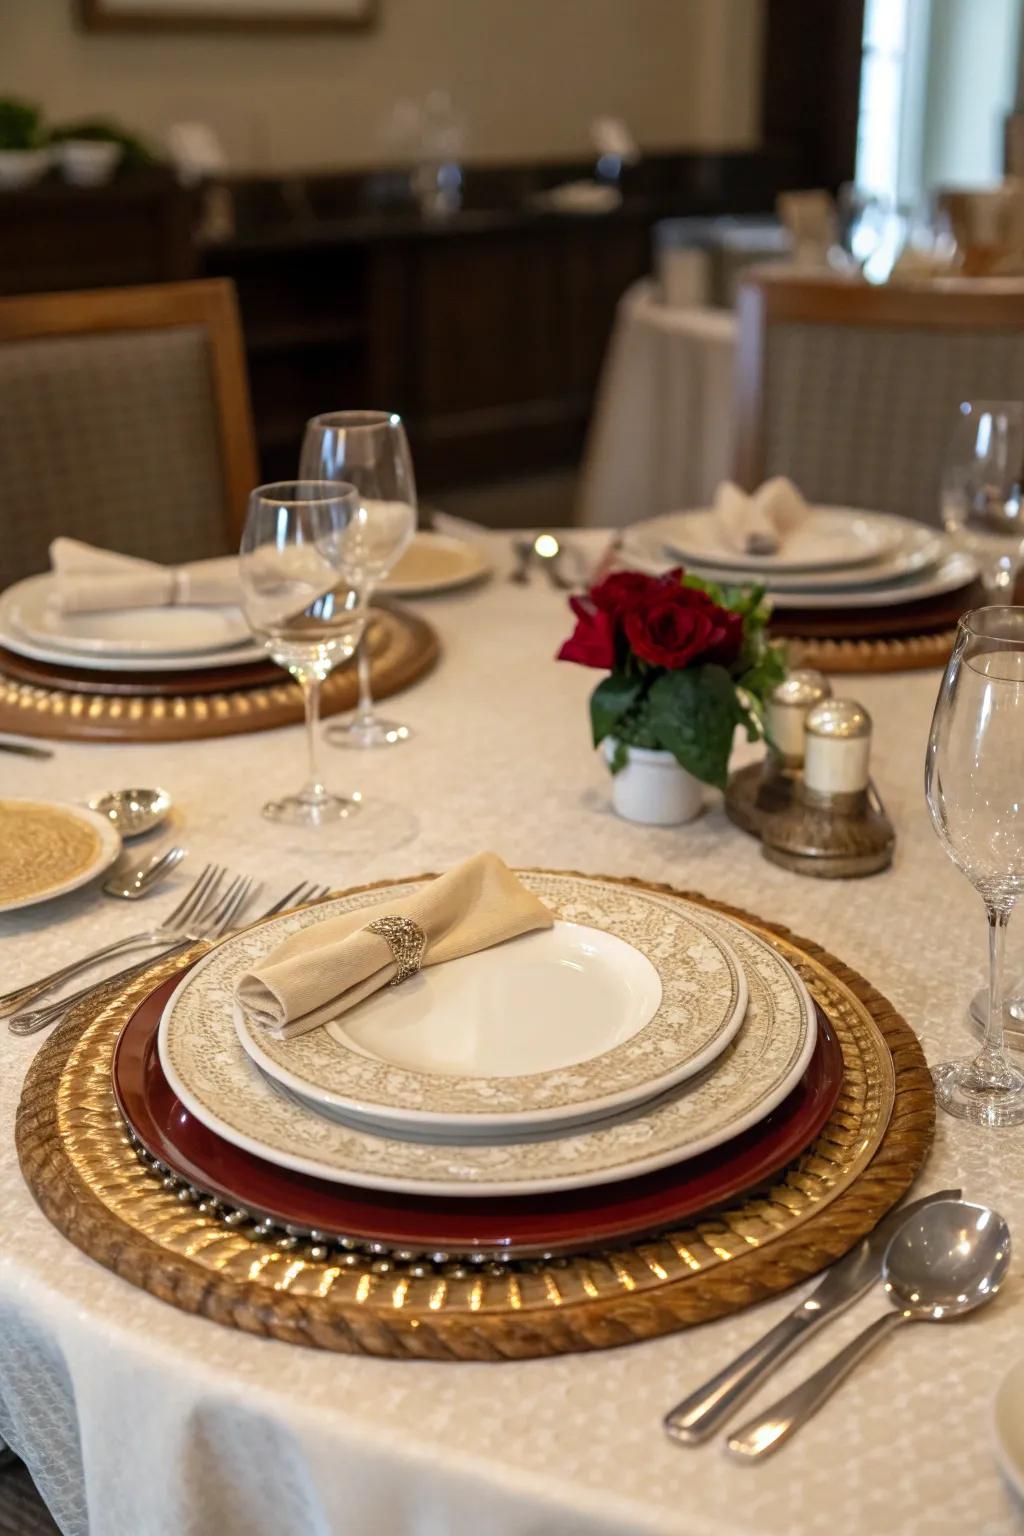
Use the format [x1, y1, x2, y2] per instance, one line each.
[4, 2, 1024, 1535]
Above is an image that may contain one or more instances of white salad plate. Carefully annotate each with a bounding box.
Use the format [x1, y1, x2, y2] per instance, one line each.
[664, 524, 946, 592]
[231, 907, 747, 1134]
[762, 549, 977, 610]
[4, 575, 252, 657]
[658, 505, 905, 573]
[379, 531, 492, 597]
[0, 578, 264, 672]
[157, 874, 817, 1198]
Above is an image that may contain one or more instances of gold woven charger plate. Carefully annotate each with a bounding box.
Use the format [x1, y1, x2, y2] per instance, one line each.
[784, 630, 956, 674]
[16, 876, 934, 1362]
[0, 606, 438, 743]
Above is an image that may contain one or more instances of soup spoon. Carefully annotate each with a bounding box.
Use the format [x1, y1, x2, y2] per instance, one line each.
[726, 1199, 1011, 1461]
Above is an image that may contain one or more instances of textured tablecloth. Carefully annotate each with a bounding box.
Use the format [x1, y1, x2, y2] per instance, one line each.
[1, 561, 1023, 1536]
[576, 281, 738, 528]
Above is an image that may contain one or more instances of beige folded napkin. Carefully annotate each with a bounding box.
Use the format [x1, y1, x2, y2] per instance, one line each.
[236, 853, 555, 1040]
[712, 478, 810, 558]
[50, 538, 241, 614]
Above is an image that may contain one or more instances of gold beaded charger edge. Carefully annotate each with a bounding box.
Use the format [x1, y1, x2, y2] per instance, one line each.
[15, 874, 934, 1362]
[0, 606, 439, 743]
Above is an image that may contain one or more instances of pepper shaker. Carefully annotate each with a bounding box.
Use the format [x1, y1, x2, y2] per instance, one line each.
[725, 669, 831, 836]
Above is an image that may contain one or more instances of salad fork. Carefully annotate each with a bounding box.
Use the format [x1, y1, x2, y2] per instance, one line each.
[0, 864, 223, 1019]
[7, 878, 327, 1037]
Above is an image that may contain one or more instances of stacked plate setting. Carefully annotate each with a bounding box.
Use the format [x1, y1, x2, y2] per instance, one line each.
[628, 505, 976, 610]
[114, 873, 845, 1261]
[0, 573, 264, 673]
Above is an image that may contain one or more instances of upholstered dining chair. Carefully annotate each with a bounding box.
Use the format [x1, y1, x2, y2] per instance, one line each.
[0, 279, 258, 588]
[734, 269, 1024, 524]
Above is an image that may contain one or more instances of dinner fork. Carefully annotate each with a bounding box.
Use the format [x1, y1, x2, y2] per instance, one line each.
[0, 864, 224, 1020]
[7, 879, 328, 1037]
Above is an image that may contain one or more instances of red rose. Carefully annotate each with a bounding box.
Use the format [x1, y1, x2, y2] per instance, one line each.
[624, 588, 743, 670]
[589, 570, 667, 621]
[557, 596, 617, 669]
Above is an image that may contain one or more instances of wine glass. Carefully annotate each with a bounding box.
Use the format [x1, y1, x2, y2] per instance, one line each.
[300, 410, 417, 748]
[942, 401, 1024, 602]
[925, 606, 1024, 1125]
[239, 481, 367, 826]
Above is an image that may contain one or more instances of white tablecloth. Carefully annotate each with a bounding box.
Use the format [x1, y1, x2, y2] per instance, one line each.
[1, 557, 1023, 1536]
[577, 281, 738, 528]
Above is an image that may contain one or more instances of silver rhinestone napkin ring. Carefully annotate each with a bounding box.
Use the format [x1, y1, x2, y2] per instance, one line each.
[366, 915, 427, 986]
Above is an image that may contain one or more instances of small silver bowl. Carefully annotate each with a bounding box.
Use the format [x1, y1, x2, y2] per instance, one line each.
[87, 787, 172, 839]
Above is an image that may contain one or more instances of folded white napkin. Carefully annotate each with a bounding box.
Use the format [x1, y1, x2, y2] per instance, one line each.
[236, 852, 555, 1040]
[711, 478, 810, 558]
[49, 538, 241, 614]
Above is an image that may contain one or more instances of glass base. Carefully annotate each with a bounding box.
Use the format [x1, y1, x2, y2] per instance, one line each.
[326, 714, 412, 749]
[931, 1055, 1024, 1126]
[261, 789, 360, 827]
[968, 986, 1024, 1051]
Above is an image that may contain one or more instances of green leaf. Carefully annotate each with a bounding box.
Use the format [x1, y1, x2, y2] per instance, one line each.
[646, 664, 745, 790]
[589, 673, 643, 747]
[608, 738, 630, 774]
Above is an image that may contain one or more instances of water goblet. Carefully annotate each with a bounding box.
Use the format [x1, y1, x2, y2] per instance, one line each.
[239, 480, 366, 827]
[300, 410, 417, 747]
[925, 605, 1024, 1125]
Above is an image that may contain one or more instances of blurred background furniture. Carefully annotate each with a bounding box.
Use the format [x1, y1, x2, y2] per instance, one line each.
[735, 269, 1024, 522]
[0, 278, 256, 588]
[576, 280, 738, 528]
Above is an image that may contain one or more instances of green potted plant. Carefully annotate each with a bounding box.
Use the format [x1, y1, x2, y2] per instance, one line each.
[0, 98, 49, 190]
[49, 118, 156, 187]
[557, 567, 786, 825]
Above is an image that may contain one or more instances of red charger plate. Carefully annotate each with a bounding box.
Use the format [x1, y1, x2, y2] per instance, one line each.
[113, 972, 844, 1259]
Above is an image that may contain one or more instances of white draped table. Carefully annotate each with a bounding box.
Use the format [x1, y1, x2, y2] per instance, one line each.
[1, 563, 1022, 1536]
[576, 281, 738, 528]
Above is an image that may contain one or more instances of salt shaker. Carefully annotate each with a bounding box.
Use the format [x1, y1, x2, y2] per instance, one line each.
[765, 670, 832, 770]
[761, 695, 894, 878]
[724, 669, 831, 837]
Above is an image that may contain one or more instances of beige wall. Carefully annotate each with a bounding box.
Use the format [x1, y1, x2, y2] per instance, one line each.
[2, 0, 764, 172]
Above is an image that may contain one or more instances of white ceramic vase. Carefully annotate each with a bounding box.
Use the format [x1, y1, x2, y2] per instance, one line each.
[57, 141, 123, 187]
[603, 739, 703, 826]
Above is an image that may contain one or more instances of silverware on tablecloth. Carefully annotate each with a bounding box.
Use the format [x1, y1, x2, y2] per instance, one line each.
[726, 1199, 1010, 1462]
[509, 538, 534, 584]
[103, 845, 186, 900]
[1, 864, 225, 1021]
[531, 533, 574, 590]
[6, 878, 326, 1036]
[0, 738, 53, 759]
[87, 787, 172, 839]
[663, 1186, 962, 1445]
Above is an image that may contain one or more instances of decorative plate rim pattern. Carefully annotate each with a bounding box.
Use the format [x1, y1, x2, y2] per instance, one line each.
[200, 878, 749, 1128]
[15, 876, 931, 1361]
[156, 877, 814, 1198]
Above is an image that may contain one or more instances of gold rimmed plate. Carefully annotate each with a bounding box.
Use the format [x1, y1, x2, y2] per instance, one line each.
[0, 797, 121, 914]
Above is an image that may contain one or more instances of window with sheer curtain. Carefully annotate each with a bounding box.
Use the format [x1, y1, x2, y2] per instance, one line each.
[856, 0, 1022, 208]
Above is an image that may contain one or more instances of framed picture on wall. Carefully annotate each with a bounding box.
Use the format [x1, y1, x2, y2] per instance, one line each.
[78, 0, 376, 29]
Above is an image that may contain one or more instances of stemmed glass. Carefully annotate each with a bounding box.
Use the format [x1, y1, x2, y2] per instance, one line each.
[925, 606, 1024, 1125]
[942, 401, 1024, 603]
[239, 481, 366, 826]
[300, 410, 417, 748]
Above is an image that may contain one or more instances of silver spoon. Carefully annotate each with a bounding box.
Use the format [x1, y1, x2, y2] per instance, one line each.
[103, 845, 185, 900]
[87, 787, 172, 839]
[727, 1198, 1011, 1461]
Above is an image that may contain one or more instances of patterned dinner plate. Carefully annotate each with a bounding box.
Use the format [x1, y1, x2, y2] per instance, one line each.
[225, 879, 749, 1135]
[157, 875, 817, 1198]
[0, 798, 121, 914]
[116, 974, 842, 1258]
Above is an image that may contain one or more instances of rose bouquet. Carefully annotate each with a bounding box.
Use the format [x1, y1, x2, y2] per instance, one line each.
[557, 568, 786, 790]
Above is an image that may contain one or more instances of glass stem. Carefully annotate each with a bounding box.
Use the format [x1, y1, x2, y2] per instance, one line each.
[299, 671, 326, 802]
[976, 902, 1013, 1079]
[355, 633, 375, 726]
